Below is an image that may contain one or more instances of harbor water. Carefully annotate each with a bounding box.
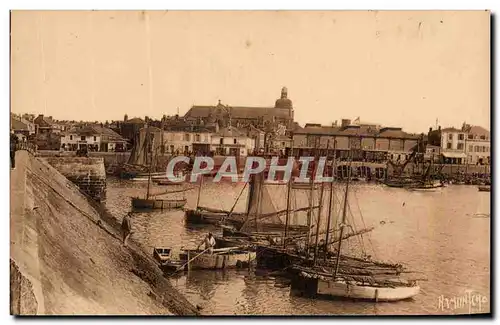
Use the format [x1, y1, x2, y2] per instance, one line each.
[105, 178, 490, 315]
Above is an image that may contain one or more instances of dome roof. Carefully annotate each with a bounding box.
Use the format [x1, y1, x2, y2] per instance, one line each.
[275, 98, 293, 109]
[275, 87, 293, 109]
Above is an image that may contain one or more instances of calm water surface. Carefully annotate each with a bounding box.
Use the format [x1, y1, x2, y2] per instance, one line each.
[105, 178, 490, 315]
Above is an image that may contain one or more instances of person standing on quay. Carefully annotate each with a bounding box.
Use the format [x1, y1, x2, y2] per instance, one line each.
[121, 212, 133, 247]
[10, 131, 18, 170]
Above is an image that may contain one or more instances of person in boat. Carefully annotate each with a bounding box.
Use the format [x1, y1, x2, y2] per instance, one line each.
[121, 212, 133, 247]
[197, 232, 216, 253]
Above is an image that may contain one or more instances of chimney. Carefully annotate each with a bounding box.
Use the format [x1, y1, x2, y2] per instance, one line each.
[429, 127, 432, 133]
[341, 119, 351, 128]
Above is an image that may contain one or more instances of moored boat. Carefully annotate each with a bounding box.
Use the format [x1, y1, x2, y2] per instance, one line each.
[290, 265, 420, 302]
[132, 197, 187, 210]
[178, 247, 257, 270]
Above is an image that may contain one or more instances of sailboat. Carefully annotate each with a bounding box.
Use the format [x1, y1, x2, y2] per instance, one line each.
[131, 125, 187, 210]
[288, 150, 421, 302]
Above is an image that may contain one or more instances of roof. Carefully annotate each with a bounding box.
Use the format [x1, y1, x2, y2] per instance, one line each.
[468, 126, 489, 136]
[184, 104, 292, 120]
[11, 117, 28, 130]
[126, 117, 145, 124]
[441, 127, 462, 133]
[34, 115, 53, 127]
[293, 124, 418, 139]
[67, 125, 126, 142]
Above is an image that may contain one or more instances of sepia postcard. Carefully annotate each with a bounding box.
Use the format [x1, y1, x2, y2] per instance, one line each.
[9, 10, 491, 316]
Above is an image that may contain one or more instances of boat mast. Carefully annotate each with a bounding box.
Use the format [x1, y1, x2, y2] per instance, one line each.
[333, 140, 354, 280]
[146, 125, 152, 200]
[283, 138, 294, 248]
[313, 140, 329, 264]
[323, 139, 337, 262]
[306, 139, 319, 257]
[195, 173, 203, 210]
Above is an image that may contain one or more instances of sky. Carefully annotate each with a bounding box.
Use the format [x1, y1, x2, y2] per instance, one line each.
[10, 10, 490, 133]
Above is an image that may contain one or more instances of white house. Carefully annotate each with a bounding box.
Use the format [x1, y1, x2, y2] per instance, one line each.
[439, 127, 467, 164]
[210, 126, 255, 156]
[61, 125, 127, 152]
[465, 125, 490, 165]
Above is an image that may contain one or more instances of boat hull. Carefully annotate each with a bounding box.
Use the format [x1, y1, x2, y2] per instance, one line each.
[131, 198, 186, 210]
[291, 275, 420, 302]
[179, 250, 257, 270]
[184, 209, 245, 227]
[478, 186, 491, 192]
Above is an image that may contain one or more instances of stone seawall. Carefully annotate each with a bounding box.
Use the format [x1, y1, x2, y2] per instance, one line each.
[43, 157, 107, 202]
[10, 150, 200, 315]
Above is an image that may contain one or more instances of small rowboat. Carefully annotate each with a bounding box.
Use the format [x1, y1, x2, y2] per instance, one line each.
[178, 247, 257, 270]
[153, 178, 184, 186]
[478, 185, 491, 192]
[131, 197, 187, 210]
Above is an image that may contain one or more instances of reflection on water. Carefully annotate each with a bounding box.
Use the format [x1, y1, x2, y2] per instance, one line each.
[106, 177, 490, 315]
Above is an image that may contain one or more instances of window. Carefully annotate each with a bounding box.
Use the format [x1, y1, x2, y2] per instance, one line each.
[448, 134, 453, 140]
[170, 145, 174, 153]
[447, 143, 452, 149]
[184, 134, 190, 142]
[282, 142, 286, 146]
[468, 134, 474, 140]
[219, 138, 223, 145]
[70, 135, 73, 140]
[81, 136, 85, 141]
[474, 146, 479, 152]
[458, 134, 464, 140]
[469, 145, 473, 152]
[480, 135, 486, 140]
[93, 136, 97, 141]
[457, 143, 464, 150]
[195, 134, 201, 142]
[233, 138, 237, 144]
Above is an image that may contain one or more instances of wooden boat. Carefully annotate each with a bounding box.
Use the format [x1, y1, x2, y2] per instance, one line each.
[478, 185, 491, 192]
[185, 208, 246, 227]
[178, 247, 257, 270]
[132, 197, 187, 210]
[290, 265, 420, 302]
[286, 149, 422, 302]
[153, 178, 184, 186]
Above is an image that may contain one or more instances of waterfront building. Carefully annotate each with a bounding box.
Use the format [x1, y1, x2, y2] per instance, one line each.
[427, 124, 490, 165]
[10, 114, 36, 137]
[61, 125, 127, 152]
[464, 125, 490, 165]
[34, 114, 66, 134]
[183, 87, 295, 130]
[210, 126, 255, 156]
[292, 119, 420, 162]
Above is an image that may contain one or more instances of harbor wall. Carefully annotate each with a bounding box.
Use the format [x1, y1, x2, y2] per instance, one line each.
[43, 157, 107, 202]
[35, 150, 490, 177]
[10, 150, 200, 315]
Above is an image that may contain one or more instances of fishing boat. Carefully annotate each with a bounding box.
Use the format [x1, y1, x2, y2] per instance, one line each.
[288, 145, 422, 302]
[178, 247, 257, 270]
[132, 197, 186, 209]
[131, 125, 187, 210]
[156, 247, 256, 273]
[478, 185, 491, 192]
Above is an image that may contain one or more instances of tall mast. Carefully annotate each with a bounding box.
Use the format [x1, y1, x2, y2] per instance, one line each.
[333, 141, 354, 279]
[195, 173, 203, 209]
[306, 139, 319, 257]
[283, 137, 294, 248]
[146, 125, 152, 200]
[324, 139, 337, 262]
[313, 140, 329, 264]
